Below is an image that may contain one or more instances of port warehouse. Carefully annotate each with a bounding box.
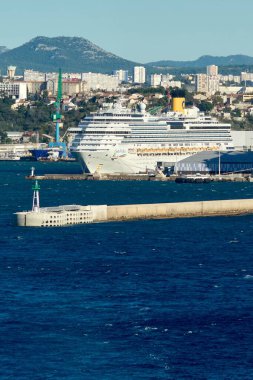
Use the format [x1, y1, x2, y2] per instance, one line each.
[173, 151, 253, 174]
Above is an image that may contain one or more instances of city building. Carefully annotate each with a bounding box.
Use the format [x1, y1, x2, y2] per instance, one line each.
[113, 70, 128, 83]
[219, 86, 253, 95]
[6, 131, 23, 142]
[26, 81, 46, 95]
[150, 74, 162, 87]
[240, 71, 253, 83]
[196, 73, 219, 94]
[150, 73, 180, 88]
[207, 65, 218, 76]
[220, 74, 241, 84]
[62, 73, 82, 80]
[195, 74, 208, 93]
[24, 70, 46, 82]
[0, 81, 27, 100]
[62, 79, 81, 96]
[46, 78, 81, 96]
[207, 75, 220, 94]
[81, 72, 119, 91]
[133, 66, 146, 84]
[7, 66, 16, 79]
[161, 74, 174, 87]
[162, 80, 182, 88]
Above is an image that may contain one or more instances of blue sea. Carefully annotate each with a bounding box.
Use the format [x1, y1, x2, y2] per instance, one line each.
[1, 161, 253, 379]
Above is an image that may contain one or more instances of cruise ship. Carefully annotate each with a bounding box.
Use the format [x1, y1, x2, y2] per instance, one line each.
[69, 101, 234, 174]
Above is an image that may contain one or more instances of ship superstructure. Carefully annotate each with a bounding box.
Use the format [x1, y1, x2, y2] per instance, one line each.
[69, 100, 233, 174]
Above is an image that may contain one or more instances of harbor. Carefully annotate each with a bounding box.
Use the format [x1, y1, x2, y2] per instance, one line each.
[16, 180, 253, 227]
[4, 155, 253, 379]
[3, 3, 253, 378]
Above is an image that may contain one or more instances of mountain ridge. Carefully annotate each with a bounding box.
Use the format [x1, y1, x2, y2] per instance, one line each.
[0, 46, 9, 54]
[0, 37, 253, 74]
[147, 54, 253, 68]
[0, 36, 140, 74]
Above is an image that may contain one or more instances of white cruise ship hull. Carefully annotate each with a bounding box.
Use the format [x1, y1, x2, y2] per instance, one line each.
[74, 150, 193, 174]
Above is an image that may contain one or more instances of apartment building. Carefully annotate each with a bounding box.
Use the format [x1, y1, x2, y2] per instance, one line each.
[134, 66, 146, 84]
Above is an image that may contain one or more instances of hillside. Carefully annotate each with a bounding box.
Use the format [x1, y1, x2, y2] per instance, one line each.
[147, 55, 253, 68]
[0, 36, 140, 74]
[1, 37, 253, 75]
[0, 46, 8, 54]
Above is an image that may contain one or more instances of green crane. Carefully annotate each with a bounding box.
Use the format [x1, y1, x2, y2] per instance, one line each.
[49, 69, 67, 157]
[52, 68, 62, 143]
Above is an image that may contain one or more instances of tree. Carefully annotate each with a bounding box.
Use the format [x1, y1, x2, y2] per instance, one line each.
[170, 88, 185, 98]
[212, 95, 223, 106]
[184, 88, 194, 106]
[197, 101, 213, 113]
[231, 108, 241, 117]
[0, 130, 11, 143]
[127, 86, 166, 96]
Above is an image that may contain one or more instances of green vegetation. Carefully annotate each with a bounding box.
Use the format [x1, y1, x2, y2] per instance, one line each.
[230, 114, 253, 131]
[211, 95, 224, 107]
[0, 130, 11, 143]
[146, 96, 168, 111]
[127, 86, 166, 95]
[0, 98, 56, 139]
[0, 95, 100, 142]
[170, 88, 185, 98]
[183, 88, 194, 106]
[197, 101, 214, 113]
[231, 108, 242, 118]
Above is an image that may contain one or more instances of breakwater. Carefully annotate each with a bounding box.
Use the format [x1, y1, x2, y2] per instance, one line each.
[16, 198, 253, 227]
[107, 199, 253, 221]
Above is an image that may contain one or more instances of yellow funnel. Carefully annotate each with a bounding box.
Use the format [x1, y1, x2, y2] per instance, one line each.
[172, 97, 185, 113]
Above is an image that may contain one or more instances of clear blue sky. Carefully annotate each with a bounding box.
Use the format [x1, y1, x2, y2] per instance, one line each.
[1, 0, 253, 62]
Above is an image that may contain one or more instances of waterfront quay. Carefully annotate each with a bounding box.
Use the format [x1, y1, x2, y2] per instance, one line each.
[26, 172, 252, 182]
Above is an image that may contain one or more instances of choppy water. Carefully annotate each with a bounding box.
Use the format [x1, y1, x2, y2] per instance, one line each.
[1, 162, 253, 379]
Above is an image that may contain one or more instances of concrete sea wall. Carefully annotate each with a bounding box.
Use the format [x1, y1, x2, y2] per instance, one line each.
[16, 199, 253, 226]
[106, 199, 253, 222]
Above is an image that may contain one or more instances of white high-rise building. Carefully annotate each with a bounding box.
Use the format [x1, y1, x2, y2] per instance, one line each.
[196, 74, 208, 93]
[150, 74, 162, 86]
[196, 73, 219, 94]
[134, 66, 146, 84]
[207, 75, 220, 94]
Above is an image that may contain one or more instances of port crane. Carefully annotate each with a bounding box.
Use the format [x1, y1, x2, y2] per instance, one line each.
[42, 133, 54, 140]
[147, 89, 172, 115]
[49, 68, 67, 157]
